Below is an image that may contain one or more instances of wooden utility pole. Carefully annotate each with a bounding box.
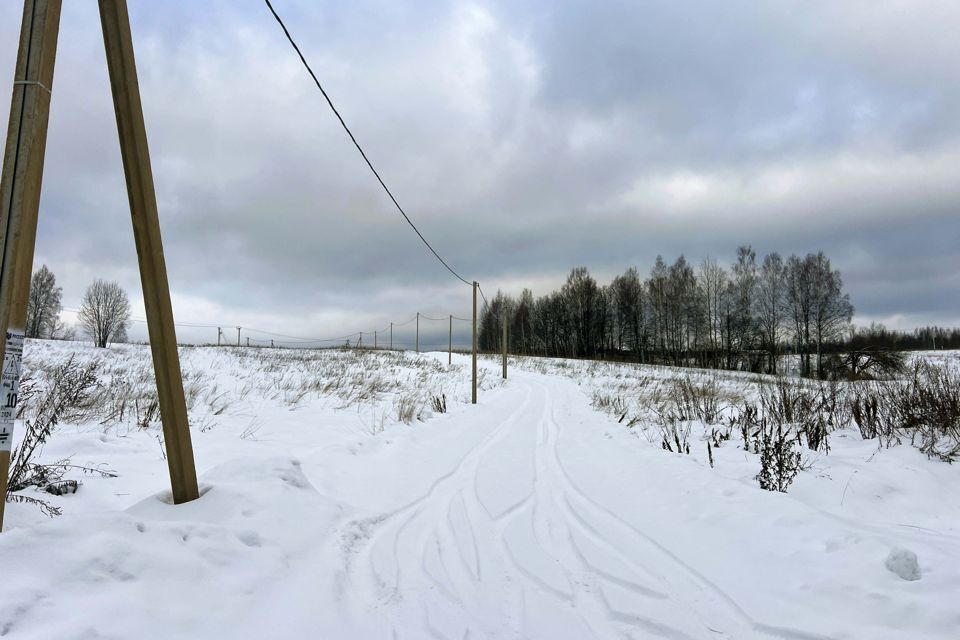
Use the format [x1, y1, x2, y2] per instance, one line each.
[502, 311, 508, 379]
[217, 326, 222, 345]
[235, 326, 240, 347]
[98, 0, 198, 504]
[472, 282, 477, 404]
[390, 322, 393, 350]
[448, 314, 452, 365]
[359, 331, 363, 349]
[374, 330, 377, 349]
[0, 0, 63, 532]
[415, 312, 419, 353]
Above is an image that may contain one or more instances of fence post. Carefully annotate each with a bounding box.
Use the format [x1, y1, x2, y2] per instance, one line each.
[502, 310, 507, 379]
[0, 0, 63, 532]
[99, 0, 198, 504]
[472, 282, 477, 404]
[448, 314, 452, 365]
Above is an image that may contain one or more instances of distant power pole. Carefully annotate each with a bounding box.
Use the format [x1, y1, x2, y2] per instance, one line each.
[217, 327, 222, 346]
[472, 282, 478, 404]
[359, 331, 363, 349]
[448, 315, 452, 365]
[390, 322, 393, 350]
[502, 311, 508, 379]
[246, 337, 249, 348]
[236, 326, 240, 347]
[374, 330, 377, 349]
[416, 312, 420, 353]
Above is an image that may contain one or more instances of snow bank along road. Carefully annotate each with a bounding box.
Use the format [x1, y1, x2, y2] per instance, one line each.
[2, 351, 958, 639]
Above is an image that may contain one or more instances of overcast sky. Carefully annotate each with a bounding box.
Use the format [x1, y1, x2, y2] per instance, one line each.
[2, 0, 958, 345]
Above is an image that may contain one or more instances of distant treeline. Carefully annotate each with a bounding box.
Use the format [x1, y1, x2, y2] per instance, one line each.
[479, 247, 954, 378]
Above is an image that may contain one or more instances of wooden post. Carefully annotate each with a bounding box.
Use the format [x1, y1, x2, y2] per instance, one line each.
[415, 312, 419, 353]
[472, 282, 477, 404]
[0, 0, 63, 532]
[99, 0, 198, 504]
[502, 310, 507, 379]
[448, 314, 452, 365]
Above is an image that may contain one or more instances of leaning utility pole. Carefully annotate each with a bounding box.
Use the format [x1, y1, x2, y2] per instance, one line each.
[98, 0, 198, 505]
[0, 0, 62, 531]
[472, 282, 478, 404]
[0, 0, 202, 531]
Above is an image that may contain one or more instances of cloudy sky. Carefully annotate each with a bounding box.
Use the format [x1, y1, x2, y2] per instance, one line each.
[2, 0, 958, 346]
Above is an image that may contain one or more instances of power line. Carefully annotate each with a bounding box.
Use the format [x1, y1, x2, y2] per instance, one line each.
[263, 0, 473, 287]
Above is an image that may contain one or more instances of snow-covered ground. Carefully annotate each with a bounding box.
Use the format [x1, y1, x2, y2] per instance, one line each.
[2, 341, 958, 639]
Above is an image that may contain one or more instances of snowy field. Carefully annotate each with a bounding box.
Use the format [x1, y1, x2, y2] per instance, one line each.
[2, 341, 959, 639]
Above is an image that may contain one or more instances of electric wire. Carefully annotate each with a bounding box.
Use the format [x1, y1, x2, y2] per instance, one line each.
[263, 0, 473, 287]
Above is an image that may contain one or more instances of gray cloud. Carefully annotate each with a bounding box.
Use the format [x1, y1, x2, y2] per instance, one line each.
[1, 0, 957, 344]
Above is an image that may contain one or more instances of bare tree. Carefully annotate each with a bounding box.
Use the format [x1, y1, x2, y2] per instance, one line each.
[78, 280, 131, 348]
[25, 265, 63, 339]
[757, 252, 785, 373]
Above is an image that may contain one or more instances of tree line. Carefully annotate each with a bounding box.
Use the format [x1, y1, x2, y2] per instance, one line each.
[479, 246, 862, 378]
[26, 265, 131, 348]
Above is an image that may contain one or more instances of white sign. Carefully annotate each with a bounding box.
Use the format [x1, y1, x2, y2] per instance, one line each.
[0, 329, 24, 453]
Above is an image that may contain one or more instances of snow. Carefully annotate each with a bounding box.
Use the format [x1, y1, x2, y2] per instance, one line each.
[2, 341, 959, 639]
[885, 547, 922, 581]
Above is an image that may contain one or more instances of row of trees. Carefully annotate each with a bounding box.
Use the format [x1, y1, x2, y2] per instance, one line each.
[479, 247, 856, 377]
[26, 265, 131, 348]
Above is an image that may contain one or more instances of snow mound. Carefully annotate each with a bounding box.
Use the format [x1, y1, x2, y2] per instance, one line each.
[0, 457, 341, 639]
[885, 547, 922, 581]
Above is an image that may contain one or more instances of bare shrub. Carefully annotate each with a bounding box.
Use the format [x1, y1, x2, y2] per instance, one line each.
[6, 357, 112, 516]
[431, 394, 447, 414]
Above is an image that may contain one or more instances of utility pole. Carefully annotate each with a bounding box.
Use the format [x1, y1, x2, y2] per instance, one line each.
[217, 327, 222, 346]
[235, 326, 240, 347]
[472, 282, 477, 404]
[271, 339, 274, 349]
[448, 314, 452, 365]
[0, 0, 63, 532]
[374, 330, 377, 350]
[246, 337, 249, 348]
[502, 310, 508, 379]
[390, 322, 393, 350]
[359, 331, 363, 349]
[416, 312, 419, 353]
[99, 0, 198, 504]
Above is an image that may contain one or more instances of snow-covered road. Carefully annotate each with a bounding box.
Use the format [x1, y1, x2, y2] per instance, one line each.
[2, 348, 957, 639]
[318, 373, 763, 639]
